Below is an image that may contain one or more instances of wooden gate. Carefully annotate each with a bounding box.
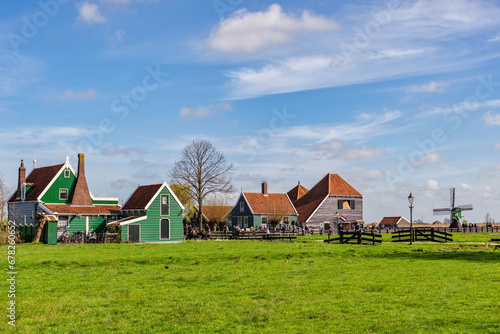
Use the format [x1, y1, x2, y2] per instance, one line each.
[392, 228, 452, 243]
[324, 230, 382, 245]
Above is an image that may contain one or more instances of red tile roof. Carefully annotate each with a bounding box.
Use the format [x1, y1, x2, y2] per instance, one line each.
[121, 184, 162, 210]
[44, 204, 121, 215]
[287, 183, 309, 202]
[243, 192, 296, 215]
[9, 164, 64, 202]
[379, 217, 402, 226]
[293, 173, 362, 223]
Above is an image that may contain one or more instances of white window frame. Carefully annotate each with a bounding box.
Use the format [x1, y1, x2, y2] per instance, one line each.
[21, 183, 26, 201]
[58, 216, 69, 228]
[59, 188, 68, 201]
[159, 218, 170, 240]
[64, 170, 70, 178]
[240, 202, 244, 212]
[160, 195, 170, 216]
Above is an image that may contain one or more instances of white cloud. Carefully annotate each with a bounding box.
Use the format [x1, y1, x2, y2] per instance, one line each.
[102, 145, 146, 156]
[208, 3, 339, 54]
[418, 153, 442, 166]
[421, 99, 500, 118]
[482, 111, 500, 126]
[110, 178, 137, 190]
[407, 81, 449, 93]
[77, 2, 106, 24]
[426, 179, 439, 190]
[180, 102, 232, 119]
[487, 34, 500, 42]
[0, 53, 41, 97]
[60, 88, 97, 100]
[115, 30, 126, 42]
[495, 143, 500, 150]
[312, 140, 385, 160]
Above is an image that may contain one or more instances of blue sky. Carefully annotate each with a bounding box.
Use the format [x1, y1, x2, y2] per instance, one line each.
[1, 0, 499, 223]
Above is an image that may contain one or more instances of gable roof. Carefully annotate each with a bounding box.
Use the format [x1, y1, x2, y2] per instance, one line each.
[242, 192, 297, 215]
[121, 182, 185, 211]
[9, 164, 65, 202]
[122, 184, 162, 210]
[293, 173, 362, 223]
[379, 216, 406, 226]
[44, 204, 121, 215]
[287, 183, 309, 202]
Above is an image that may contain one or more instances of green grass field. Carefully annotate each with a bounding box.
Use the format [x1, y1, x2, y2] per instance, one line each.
[1, 234, 499, 333]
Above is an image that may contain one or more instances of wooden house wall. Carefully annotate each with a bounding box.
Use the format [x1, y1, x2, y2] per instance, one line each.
[40, 167, 76, 204]
[8, 201, 38, 225]
[308, 196, 363, 227]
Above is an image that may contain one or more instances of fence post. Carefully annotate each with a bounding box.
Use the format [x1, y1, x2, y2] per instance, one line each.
[357, 230, 362, 244]
[327, 230, 331, 244]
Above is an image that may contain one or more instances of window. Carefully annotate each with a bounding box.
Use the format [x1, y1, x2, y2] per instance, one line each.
[238, 216, 242, 225]
[240, 202, 244, 212]
[58, 216, 69, 228]
[59, 189, 68, 201]
[262, 215, 268, 225]
[21, 183, 26, 201]
[64, 170, 70, 178]
[244, 217, 248, 228]
[338, 200, 355, 210]
[161, 195, 170, 216]
[160, 219, 170, 239]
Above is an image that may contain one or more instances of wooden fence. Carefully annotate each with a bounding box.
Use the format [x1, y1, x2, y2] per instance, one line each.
[324, 230, 382, 245]
[369, 225, 500, 234]
[392, 228, 453, 243]
[209, 230, 297, 242]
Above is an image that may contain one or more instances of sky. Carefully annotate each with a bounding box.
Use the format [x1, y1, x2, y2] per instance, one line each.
[0, 0, 499, 224]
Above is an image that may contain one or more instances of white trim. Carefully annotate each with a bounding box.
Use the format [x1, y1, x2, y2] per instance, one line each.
[113, 216, 147, 226]
[144, 182, 185, 211]
[59, 188, 69, 201]
[305, 195, 329, 223]
[92, 196, 119, 202]
[64, 169, 70, 178]
[37, 161, 76, 201]
[285, 193, 299, 215]
[240, 193, 254, 214]
[160, 194, 170, 216]
[159, 218, 171, 240]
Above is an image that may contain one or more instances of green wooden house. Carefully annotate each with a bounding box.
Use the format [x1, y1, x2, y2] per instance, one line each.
[8, 154, 121, 244]
[110, 182, 185, 243]
[231, 182, 298, 230]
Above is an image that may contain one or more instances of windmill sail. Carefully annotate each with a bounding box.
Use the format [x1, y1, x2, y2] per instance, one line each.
[450, 187, 455, 208]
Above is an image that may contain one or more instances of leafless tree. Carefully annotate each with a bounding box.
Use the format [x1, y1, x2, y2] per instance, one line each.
[267, 200, 290, 232]
[33, 212, 48, 243]
[168, 139, 234, 229]
[484, 213, 495, 224]
[0, 173, 10, 224]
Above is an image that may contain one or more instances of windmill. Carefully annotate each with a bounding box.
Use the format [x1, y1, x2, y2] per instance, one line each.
[433, 187, 473, 229]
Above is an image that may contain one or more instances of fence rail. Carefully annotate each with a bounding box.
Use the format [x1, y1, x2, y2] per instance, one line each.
[324, 230, 382, 245]
[392, 228, 453, 243]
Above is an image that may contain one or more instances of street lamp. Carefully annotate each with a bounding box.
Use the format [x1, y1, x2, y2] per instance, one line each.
[408, 193, 414, 245]
[335, 211, 339, 232]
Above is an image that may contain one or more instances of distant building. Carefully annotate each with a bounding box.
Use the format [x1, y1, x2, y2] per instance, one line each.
[231, 182, 298, 230]
[110, 182, 185, 243]
[8, 154, 120, 243]
[292, 173, 363, 230]
[379, 216, 411, 229]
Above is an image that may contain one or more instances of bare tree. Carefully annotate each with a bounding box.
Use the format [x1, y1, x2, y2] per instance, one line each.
[33, 212, 48, 243]
[168, 139, 234, 229]
[203, 196, 232, 231]
[484, 213, 495, 224]
[0, 173, 10, 224]
[267, 200, 291, 232]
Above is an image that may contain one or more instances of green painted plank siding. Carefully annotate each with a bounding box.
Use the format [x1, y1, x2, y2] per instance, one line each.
[231, 193, 253, 226]
[41, 168, 76, 204]
[66, 216, 107, 234]
[92, 199, 119, 205]
[121, 186, 183, 243]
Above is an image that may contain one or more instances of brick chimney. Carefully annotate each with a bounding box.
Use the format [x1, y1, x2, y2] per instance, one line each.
[262, 181, 268, 196]
[17, 160, 26, 199]
[71, 153, 93, 206]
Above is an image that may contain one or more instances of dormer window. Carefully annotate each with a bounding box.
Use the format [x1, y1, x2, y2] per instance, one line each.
[64, 170, 70, 178]
[21, 183, 26, 201]
[59, 188, 68, 201]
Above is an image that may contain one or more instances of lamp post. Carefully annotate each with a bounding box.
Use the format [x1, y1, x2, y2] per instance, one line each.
[408, 193, 414, 245]
[335, 211, 339, 233]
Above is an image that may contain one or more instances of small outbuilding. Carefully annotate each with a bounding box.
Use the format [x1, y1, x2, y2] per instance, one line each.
[379, 216, 411, 229]
[110, 182, 185, 243]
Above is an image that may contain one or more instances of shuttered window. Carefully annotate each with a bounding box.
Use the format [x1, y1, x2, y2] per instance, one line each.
[161, 195, 169, 216]
[58, 216, 69, 227]
[59, 189, 68, 200]
[160, 219, 170, 239]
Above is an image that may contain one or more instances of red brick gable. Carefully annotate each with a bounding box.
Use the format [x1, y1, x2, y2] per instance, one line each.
[9, 164, 64, 202]
[243, 192, 296, 215]
[121, 184, 162, 210]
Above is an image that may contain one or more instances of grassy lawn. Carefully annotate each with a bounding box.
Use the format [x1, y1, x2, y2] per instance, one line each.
[1, 235, 499, 333]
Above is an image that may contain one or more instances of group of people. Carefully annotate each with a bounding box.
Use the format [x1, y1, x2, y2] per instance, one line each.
[185, 224, 212, 240]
